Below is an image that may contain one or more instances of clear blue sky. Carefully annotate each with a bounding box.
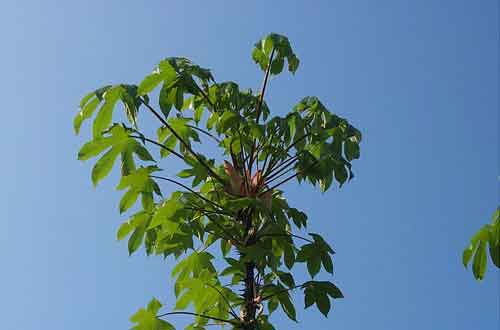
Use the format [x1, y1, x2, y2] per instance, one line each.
[1, 1, 498, 329]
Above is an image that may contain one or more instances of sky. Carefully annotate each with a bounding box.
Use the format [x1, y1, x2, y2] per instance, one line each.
[0, 0, 498, 329]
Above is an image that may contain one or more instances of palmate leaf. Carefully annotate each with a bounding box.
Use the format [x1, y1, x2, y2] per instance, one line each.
[302, 281, 343, 317]
[130, 298, 175, 330]
[463, 207, 500, 280]
[252, 33, 299, 75]
[73, 85, 112, 134]
[78, 125, 156, 187]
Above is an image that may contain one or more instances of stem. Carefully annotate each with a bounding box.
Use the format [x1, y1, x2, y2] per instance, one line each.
[264, 155, 299, 182]
[265, 166, 295, 186]
[129, 135, 185, 161]
[257, 232, 314, 244]
[151, 175, 224, 211]
[259, 154, 332, 196]
[184, 206, 232, 217]
[196, 208, 241, 247]
[157, 311, 237, 325]
[140, 97, 225, 184]
[186, 124, 221, 144]
[240, 211, 258, 324]
[249, 48, 276, 175]
[255, 48, 276, 123]
[206, 283, 239, 318]
[261, 283, 304, 302]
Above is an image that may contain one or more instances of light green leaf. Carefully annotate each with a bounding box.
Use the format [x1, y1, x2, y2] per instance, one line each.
[91, 146, 121, 186]
[74, 97, 100, 135]
[117, 221, 134, 241]
[119, 189, 140, 214]
[93, 86, 123, 138]
[472, 241, 487, 280]
[77, 137, 113, 160]
[128, 225, 146, 255]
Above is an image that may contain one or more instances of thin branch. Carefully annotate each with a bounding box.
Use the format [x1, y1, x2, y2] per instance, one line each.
[206, 283, 239, 318]
[237, 129, 251, 193]
[184, 206, 232, 217]
[264, 155, 299, 183]
[259, 154, 331, 196]
[260, 128, 278, 176]
[283, 133, 312, 155]
[157, 311, 237, 325]
[129, 135, 185, 161]
[186, 124, 222, 144]
[140, 97, 225, 184]
[257, 232, 314, 244]
[194, 207, 241, 247]
[249, 48, 276, 174]
[255, 48, 276, 123]
[265, 166, 295, 187]
[151, 175, 224, 211]
[261, 284, 304, 302]
[262, 133, 311, 179]
[194, 83, 216, 110]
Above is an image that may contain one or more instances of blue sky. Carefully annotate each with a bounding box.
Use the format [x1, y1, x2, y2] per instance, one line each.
[1, 1, 498, 329]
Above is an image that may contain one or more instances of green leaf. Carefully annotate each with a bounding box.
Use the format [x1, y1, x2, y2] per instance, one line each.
[134, 143, 155, 162]
[268, 298, 279, 314]
[277, 272, 295, 288]
[77, 137, 113, 160]
[92, 86, 123, 138]
[307, 256, 321, 278]
[221, 239, 231, 257]
[130, 298, 175, 330]
[138, 73, 165, 96]
[74, 97, 100, 135]
[252, 33, 300, 75]
[117, 221, 134, 241]
[284, 246, 295, 269]
[278, 292, 297, 322]
[138, 60, 177, 96]
[345, 139, 360, 161]
[319, 281, 343, 299]
[147, 298, 163, 314]
[315, 291, 330, 317]
[218, 111, 239, 132]
[119, 189, 140, 214]
[472, 241, 487, 280]
[321, 253, 333, 274]
[489, 242, 500, 268]
[304, 287, 315, 309]
[128, 225, 146, 255]
[91, 146, 121, 186]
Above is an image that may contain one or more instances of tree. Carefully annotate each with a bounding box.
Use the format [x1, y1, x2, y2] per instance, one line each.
[74, 33, 362, 330]
[462, 207, 500, 280]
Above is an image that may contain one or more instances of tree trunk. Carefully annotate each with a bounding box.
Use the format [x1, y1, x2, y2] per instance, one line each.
[239, 213, 257, 329]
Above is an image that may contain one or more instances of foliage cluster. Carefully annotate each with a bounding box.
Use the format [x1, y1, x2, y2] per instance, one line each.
[74, 33, 362, 330]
